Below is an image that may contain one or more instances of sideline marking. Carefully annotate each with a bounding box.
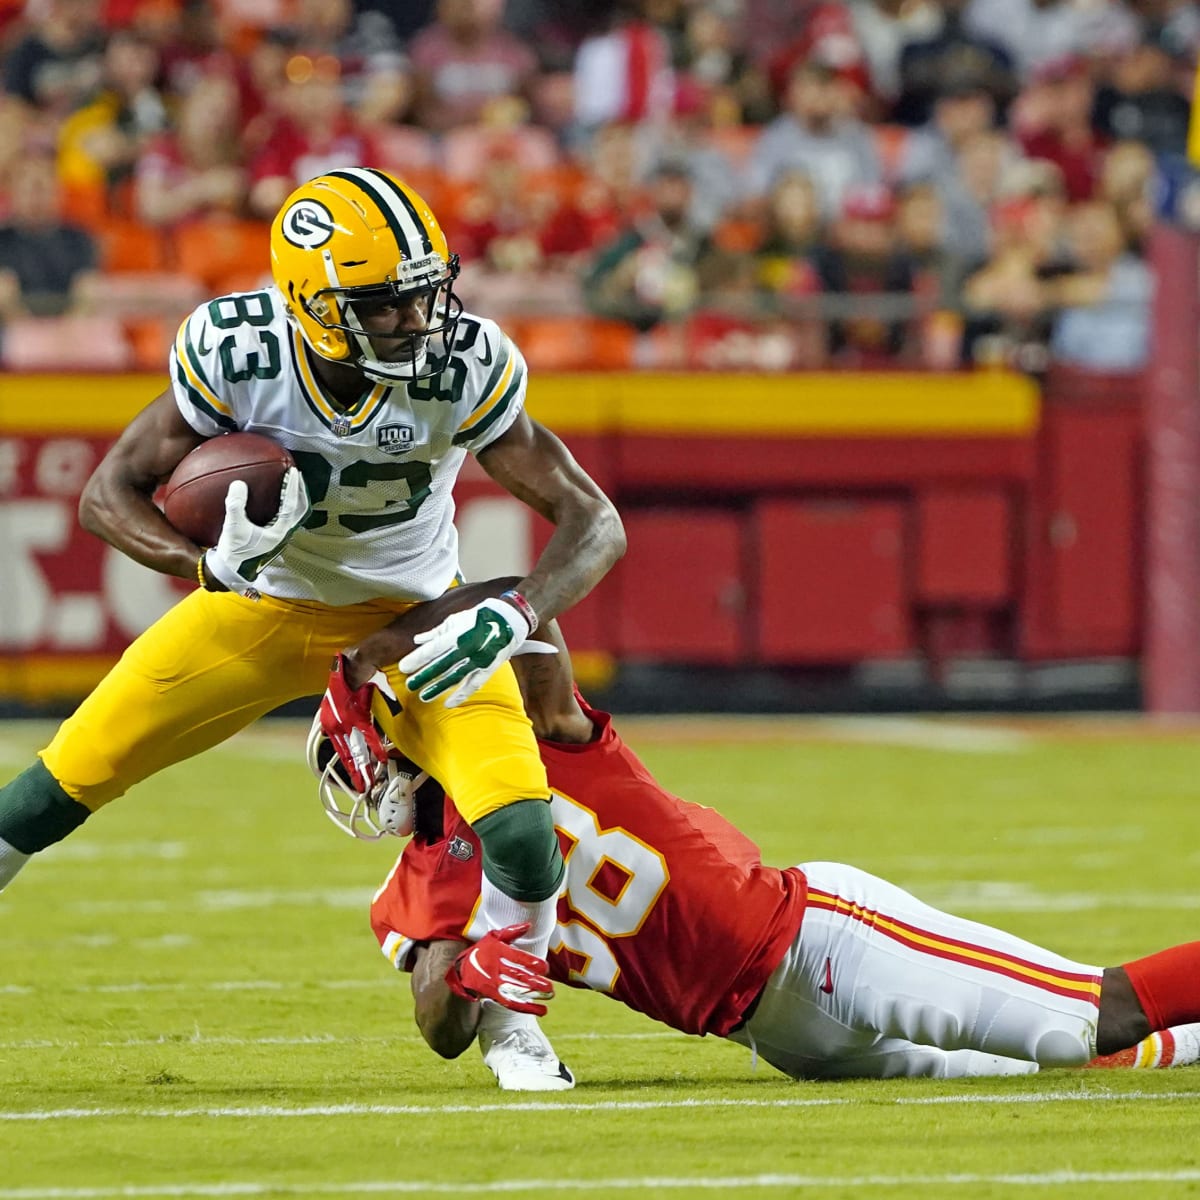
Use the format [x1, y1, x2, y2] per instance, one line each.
[1, 1089, 1197, 1122]
[4, 1169, 1200, 1197]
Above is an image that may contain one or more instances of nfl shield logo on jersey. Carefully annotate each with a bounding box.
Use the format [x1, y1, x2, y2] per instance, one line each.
[448, 835, 474, 862]
[377, 423, 416, 454]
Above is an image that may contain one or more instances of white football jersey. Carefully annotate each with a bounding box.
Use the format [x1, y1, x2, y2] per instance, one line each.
[169, 288, 528, 605]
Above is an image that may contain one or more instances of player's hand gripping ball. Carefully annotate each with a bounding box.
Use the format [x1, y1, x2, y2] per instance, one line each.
[162, 432, 310, 596]
[162, 432, 297, 547]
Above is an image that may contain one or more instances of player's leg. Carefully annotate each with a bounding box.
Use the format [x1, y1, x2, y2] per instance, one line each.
[381, 662, 571, 1089]
[725, 932, 1040, 1079]
[730, 861, 1107, 1076]
[382, 660, 563, 959]
[803, 1041, 1039, 1080]
[835, 1026, 1200, 1077]
[795, 861, 1106, 1066]
[1087, 1022, 1200, 1069]
[1098, 941, 1200, 1054]
[0, 591, 391, 889]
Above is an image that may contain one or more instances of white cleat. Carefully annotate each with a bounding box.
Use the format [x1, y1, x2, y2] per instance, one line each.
[478, 1008, 575, 1092]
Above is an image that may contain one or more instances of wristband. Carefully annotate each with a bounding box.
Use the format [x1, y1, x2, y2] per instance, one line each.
[198, 550, 235, 595]
[500, 588, 538, 634]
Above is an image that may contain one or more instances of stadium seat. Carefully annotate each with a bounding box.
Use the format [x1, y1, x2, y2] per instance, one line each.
[58, 181, 109, 229]
[172, 218, 272, 292]
[513, 316, 635, 371]
[87, 271, 205, 318]
[95, 218, 169, 273]
[211, 266, 274, 296]
[1, 315, 133, 370]
[712, 217, 765, 254]
[125, 315, 180, 372]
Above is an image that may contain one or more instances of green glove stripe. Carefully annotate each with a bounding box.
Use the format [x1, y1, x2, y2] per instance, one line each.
[405, 609, 518, 694]
[417, 657, 476, 701]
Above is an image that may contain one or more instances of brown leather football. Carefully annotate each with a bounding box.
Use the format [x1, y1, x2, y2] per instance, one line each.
[161, 432, 295, 547]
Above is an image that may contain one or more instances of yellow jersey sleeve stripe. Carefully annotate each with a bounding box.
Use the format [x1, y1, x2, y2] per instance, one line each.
[172, 352, 236, 432]
[290, 327, 338, 423]
[348, 382, 390, 429]
[175, 321, 232, 416]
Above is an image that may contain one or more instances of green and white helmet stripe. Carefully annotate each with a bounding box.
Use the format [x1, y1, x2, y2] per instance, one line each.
[323, 167, 436, 275]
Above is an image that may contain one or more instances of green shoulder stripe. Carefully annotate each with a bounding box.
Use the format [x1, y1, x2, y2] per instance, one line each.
[183, 319, 220, 398]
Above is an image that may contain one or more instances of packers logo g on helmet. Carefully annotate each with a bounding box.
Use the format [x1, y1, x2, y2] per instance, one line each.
[270, 168, 461, 384]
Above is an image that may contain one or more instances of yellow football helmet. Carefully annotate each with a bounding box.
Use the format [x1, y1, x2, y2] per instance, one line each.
[270, 167, 461, 383]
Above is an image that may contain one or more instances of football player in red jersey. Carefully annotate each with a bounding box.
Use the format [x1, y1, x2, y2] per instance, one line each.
[312, 581, 1200, 1090]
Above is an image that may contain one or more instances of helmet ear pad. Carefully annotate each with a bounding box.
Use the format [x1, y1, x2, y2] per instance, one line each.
[284, 280, 353, 363]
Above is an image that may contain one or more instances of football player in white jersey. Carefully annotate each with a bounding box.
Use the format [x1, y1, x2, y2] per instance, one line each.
[0, 170, 625, 1075]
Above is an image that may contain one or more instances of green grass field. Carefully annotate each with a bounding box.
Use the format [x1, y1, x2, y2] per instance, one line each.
[2, 715, 1200, 1199]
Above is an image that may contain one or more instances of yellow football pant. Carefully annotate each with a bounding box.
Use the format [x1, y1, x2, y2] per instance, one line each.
[40, 589, 547, 822]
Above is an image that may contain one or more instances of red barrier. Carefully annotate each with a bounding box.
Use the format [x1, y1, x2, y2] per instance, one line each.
[0, 367, 1149, 703]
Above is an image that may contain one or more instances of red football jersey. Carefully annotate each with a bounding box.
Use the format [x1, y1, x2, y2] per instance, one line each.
[370, 703, 807, 1037]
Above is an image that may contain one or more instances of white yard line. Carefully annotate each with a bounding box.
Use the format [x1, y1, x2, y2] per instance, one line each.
[0, 979, 389, 996]
[5, 1171, 1200, 1198]
[810, 718, 1032, 754]
[8, 882, 1193, 922]
[1, 1089, 1196, 1123]
[0, 1031, 677, 1051]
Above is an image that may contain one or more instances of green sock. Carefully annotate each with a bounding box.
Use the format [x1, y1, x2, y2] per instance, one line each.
[0, 760, 90, 854]
[474, 799, 565, 903]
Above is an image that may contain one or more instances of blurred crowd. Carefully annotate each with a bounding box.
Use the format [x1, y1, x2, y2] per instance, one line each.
[0, 0, 1194, 373]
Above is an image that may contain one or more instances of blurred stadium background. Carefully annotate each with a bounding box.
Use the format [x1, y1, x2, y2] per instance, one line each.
[1, 0, 1200, 716]
[7, 5, 1200, 1194]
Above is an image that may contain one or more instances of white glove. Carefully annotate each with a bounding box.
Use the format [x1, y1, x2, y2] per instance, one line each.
[204, 467, 310, 597]
[399, 594, 553, 709]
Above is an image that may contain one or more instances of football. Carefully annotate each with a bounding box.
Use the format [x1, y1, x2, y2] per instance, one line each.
[161, 431, 295, 548]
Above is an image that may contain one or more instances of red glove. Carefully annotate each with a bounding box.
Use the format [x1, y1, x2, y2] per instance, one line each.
[445, 922, 555, 1016]
[319, 654, 389, 793]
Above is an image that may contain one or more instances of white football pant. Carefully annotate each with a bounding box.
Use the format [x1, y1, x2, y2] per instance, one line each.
[727, 861, 1103, 1080]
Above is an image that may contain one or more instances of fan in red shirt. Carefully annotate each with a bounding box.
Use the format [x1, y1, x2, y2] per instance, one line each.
[312, 580, 1200, 1090]
[247, 73, 380, 220]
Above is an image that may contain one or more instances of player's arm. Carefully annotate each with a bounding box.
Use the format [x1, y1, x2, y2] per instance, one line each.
[397, 414, 624, 707]
[475, 411, 625, 626]
[410, 939, 480, 1058]
[78, 388, 210, 580]
[342, 578, 592, 743]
